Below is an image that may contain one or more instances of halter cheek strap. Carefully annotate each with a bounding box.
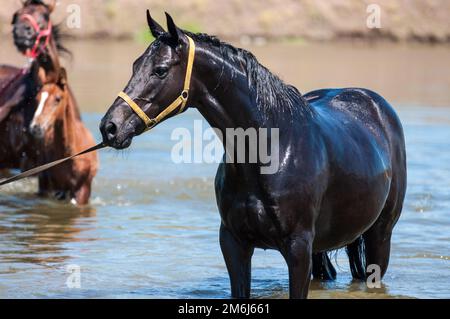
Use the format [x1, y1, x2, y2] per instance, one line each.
[118, 35, 196, 132]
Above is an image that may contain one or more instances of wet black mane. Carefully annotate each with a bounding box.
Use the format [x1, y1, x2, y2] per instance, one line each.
[161, 30, 312, 121]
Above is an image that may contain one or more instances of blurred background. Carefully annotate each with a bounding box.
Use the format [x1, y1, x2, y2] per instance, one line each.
[0, 0, 449, 299]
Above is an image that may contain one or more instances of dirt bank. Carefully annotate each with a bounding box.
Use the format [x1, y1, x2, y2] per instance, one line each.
[0, 0, 449, 43]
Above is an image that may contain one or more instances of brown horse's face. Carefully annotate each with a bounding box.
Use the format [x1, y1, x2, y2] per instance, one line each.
[11, 1, 53, 54]
[30, 81, 67, 139]
[100, 12, 192, 149]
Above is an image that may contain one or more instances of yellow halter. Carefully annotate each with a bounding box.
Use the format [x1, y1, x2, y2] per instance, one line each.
[118, 35, 196, 131]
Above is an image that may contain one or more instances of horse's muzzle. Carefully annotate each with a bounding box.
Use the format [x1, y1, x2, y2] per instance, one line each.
[29, 124, 44, 139]
[100, 117, 133, 150]
[13, 26, 35, 52]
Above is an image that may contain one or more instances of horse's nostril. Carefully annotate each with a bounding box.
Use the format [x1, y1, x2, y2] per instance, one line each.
[105, 122, 117, 139]
[30, 125, 42, 138]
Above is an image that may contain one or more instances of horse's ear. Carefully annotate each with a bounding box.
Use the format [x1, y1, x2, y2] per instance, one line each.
[147, 10, 165, 39]
[44, 0, 56, 13]
[165, 12, 183, 44]
[11, 13, 18, 25]
[58, 68, 68, 88]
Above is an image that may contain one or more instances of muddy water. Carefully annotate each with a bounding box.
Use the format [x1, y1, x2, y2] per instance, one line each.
[0, 39, 449, 298]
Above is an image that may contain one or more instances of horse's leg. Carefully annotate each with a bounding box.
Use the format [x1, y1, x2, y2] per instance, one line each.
[219, 223, 254, 299]
[74, 182, 91, 206]
[362, 201, 403, 278]
[282, 231, 313, 299]
[312, 252, 337, 281]
[346, 207, 400, 281]
[346, 236, 367, 280]
[37, 174, 50, 197]
[349, 167, 406, 280]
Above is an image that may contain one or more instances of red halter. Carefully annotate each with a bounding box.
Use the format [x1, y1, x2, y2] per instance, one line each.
[20, 14, 52, 59]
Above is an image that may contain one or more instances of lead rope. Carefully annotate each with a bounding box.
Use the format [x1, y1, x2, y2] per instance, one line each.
[0, 143, 106, 187]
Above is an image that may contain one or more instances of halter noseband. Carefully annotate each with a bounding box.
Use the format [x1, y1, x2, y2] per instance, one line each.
[118, 35, 196, 132]
[20, 14, 52, 59]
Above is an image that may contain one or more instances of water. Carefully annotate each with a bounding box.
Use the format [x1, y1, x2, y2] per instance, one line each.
[0, 39, 449, 298]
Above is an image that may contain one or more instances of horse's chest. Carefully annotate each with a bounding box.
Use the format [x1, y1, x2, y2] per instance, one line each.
[219, 193, 280, 248]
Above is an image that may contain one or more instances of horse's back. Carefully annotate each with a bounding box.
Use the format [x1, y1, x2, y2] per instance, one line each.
[0, 65, 21, 81]
[305, 88, 405, 158]
[305, 87, 406, 192]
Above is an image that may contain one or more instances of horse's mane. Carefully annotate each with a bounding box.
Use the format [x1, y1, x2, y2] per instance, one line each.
[164, 31, 312, 121]
[52, 24, 71, 57]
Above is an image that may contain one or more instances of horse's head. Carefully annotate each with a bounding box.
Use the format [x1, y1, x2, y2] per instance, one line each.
[12, 0, 55, 57]
[100, 11, 196, 149]
[30, 68, 68, 139]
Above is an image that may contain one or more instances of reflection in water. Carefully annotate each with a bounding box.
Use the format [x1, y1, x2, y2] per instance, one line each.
[0, 39, 449, 298]
[0, 193, 96, 267]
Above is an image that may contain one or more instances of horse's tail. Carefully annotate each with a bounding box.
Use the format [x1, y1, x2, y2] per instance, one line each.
[346, 236, 367, 280]
[312, 252, 337, 281]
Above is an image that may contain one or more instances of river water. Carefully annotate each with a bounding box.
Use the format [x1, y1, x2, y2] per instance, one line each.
[0, 39, 449, 298]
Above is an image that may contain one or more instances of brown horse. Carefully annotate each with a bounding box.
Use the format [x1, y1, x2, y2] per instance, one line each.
[29, 69, 98, 205]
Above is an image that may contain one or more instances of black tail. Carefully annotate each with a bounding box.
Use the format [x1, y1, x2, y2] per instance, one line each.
[312, 252, 337, 281]
[346, 236, 367, 280]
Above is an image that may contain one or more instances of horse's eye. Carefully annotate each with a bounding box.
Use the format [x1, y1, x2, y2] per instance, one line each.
[55, 96, 62, 104]
[154, 66, 169, 78]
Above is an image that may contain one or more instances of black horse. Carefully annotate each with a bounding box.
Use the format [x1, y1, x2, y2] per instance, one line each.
[100, 12, 407, 299]
[0, 62, 40, 171]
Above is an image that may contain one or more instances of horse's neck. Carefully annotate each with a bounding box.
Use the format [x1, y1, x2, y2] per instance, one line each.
[63, 97, 80, 154]
[194, 55, 261, 133]
[193, 47, 304, 134]
[37, 38, 61, 84]
[50, 95, 79, 158]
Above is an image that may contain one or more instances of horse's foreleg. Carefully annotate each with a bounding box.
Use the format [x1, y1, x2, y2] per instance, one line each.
[74, 182, 91, 206]
[282, 232, 313, 299]
[37, 174, 50, 197]
[219, 223, 254, 299]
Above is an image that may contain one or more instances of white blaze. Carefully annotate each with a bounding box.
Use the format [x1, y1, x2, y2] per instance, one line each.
[35, 91, 49, 117]
[31, 91, 49, 128]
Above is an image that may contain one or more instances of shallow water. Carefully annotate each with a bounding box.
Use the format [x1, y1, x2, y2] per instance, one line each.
[0, 40, 449, 298]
